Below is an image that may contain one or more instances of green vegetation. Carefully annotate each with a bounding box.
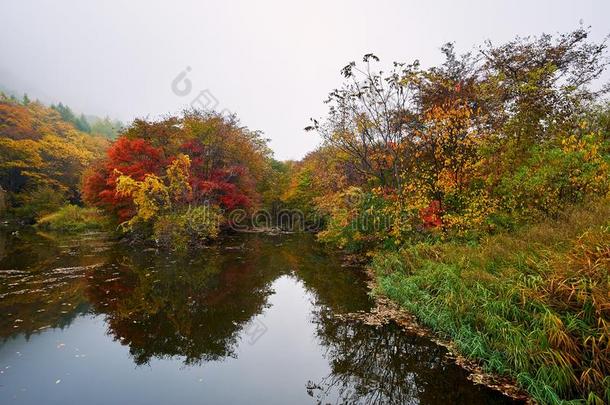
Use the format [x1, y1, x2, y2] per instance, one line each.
[372, 198, 609, 404]
[36, 204, 107, 232]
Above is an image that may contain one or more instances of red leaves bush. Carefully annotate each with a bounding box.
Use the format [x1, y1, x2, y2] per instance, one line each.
[83, 114, 262, 222]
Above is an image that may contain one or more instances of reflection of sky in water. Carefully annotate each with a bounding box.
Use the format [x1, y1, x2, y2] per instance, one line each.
[0, 278, 336, 404]
[0, 231, 518, 404]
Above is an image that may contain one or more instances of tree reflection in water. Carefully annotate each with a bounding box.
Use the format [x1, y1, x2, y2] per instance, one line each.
[78, 233, 373, 366]
[0, 230, 516, 404]
[84, 239, 278, 365]
[308, 306, 518, 405]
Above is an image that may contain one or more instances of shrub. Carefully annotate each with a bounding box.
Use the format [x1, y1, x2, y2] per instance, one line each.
[498, 135, 610, 221]
[36, 204, 106, 232]
[316, 188, 417, 251]
[152, 205, 223, 250]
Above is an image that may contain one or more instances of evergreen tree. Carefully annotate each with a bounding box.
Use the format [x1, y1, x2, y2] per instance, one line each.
[75, 113, 91, 133]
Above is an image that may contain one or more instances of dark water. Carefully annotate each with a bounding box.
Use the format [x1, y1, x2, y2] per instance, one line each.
[0, 229, 517, 404]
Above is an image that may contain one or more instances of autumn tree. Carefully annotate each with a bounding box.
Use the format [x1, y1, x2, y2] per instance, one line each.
[307, 54, 423, 189]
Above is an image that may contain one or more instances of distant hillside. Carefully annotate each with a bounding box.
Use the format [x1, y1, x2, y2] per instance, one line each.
[0, 84, 124, 140]
[0, 95, 110, 220]
[50, 102, 123, 139]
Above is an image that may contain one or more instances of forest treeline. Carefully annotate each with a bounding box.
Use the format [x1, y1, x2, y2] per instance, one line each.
[0, 27, 609, 404]
[0, 94, 111, 220]
[0, 90, 288, 238]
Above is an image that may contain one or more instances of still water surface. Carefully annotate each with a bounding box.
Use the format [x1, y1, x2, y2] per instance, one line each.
[0, 230, 518, 404]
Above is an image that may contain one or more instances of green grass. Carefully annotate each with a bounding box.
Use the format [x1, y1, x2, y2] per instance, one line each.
[372, 198, 610, 404]
[36, 205, 108, 233]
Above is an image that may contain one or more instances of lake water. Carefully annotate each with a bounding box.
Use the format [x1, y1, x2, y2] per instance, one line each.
[0, 229, 518, 404]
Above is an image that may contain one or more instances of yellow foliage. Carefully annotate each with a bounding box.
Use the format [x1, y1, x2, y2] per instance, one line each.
[115, 171, 170, 229]
[166, 154, 192, 203]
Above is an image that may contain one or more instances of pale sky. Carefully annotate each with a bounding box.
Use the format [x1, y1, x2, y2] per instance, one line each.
[0, 0, 608, 160]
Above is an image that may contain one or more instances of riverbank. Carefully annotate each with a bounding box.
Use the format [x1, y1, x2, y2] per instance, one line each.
[368, 198, 610, 404]
[338, 279, 532, 403]
[335, 247, 531, 402]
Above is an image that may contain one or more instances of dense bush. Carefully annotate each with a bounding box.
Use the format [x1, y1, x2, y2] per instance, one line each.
[112, 153, 226, 247]
[83, 111, 276, 247]
[498, 135, 610, 221]
[153, 206, 223, 250]
[316, 187, 428, 251]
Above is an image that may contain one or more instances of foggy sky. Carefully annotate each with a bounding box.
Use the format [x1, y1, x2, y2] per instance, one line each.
[1, 0, 608, 160]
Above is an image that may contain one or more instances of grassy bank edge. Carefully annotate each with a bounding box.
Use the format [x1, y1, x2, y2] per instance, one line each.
[369, 198, 610, 405]
[36, 205, 110, 233]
